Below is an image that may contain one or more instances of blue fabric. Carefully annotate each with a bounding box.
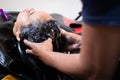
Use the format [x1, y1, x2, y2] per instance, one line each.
[81, 0, 120, 26]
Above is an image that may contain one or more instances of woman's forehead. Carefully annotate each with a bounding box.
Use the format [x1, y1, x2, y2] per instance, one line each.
[16, 10, 53, 26]
[26, 10, 53, 21]
[27, 10, 53, 25]
[35, 10, 53, 21]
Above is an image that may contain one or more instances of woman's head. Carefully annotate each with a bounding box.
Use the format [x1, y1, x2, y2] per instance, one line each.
[13, 8, 53, 40]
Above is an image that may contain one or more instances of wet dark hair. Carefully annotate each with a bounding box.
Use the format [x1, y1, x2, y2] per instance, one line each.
[21, 20, 60, 42]
[20, 19, 73, 52]
[20, 20, 60, 51]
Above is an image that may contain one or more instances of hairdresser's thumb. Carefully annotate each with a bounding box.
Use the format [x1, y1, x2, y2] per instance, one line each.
[16, 37, 20, 41]
[16, 32, 20, 41]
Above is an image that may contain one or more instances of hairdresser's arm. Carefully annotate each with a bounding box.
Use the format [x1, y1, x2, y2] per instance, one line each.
[24, 22, 120, 79]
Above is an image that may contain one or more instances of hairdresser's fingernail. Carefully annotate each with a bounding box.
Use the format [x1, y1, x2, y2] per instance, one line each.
[17, 37, 20, 41]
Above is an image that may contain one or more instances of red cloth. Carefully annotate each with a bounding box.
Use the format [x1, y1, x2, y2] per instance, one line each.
[63, 16, 82, 34]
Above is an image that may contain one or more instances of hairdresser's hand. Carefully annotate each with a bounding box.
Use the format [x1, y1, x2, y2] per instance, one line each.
[13, 8, 35, 41]
[60, 29, 81, 51]
[24, 38, 53, 59]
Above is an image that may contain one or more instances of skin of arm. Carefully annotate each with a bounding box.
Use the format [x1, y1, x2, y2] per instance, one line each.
[80, 23, 120, 80]
[24, 22, 120, 80]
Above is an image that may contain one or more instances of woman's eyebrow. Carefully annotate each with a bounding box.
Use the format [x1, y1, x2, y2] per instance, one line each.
[28, 11, 35, 17]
